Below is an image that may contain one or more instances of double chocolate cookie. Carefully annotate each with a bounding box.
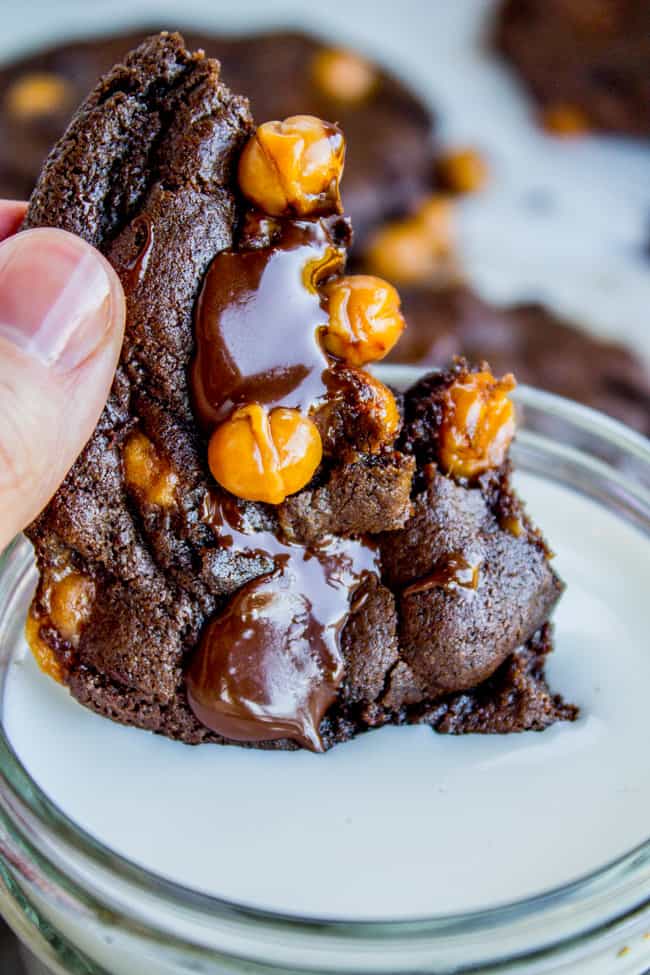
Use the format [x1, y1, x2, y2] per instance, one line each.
[24, 33, 575, 752]
[0, 27, 434, 254]
[496, 0, 650, 136]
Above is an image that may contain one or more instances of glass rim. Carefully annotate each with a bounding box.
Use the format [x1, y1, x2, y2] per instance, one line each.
[0, 376, 649, 963]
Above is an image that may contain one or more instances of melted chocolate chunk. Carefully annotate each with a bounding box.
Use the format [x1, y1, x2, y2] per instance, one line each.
[187, 494, 379, 750]
[123, 216, 155, 290]
[191, 216, 348, 428]
[402, 552, 480, 597]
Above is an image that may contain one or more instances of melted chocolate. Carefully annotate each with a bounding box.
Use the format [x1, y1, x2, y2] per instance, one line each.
[191, 218, 347, 429]
[402, 553, 481, 597]
[123, 217, 155, 289]
[187, 494, 379, 750]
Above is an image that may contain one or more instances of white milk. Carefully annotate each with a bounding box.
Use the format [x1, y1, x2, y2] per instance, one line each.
[4, 473, 649, 923]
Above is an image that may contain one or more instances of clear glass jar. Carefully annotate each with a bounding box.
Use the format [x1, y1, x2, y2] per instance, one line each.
[0, 377, 649, 975]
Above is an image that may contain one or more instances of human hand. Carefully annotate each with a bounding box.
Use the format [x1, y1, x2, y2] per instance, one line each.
[0, 200, 125, 550]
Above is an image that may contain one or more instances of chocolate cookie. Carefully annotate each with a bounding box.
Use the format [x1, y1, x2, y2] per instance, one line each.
[24, 33, 574, 752]
[389, 285, 650, 436]
[0, 28, 434, 253]
[495, 0, 650, 136]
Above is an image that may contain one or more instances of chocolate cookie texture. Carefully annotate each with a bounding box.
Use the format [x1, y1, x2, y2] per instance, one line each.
[496, 0, 650, 137]
[389, 285, 650, 437]
[0, 28, 434, 252]
[25, 34, 574, 752]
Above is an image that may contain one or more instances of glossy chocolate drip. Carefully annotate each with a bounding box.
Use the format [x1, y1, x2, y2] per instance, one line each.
[187, 493, 380, 750]
[123, 216, 155, 289]
[402, 553, 481, 597]
[191, 217, 348, 429]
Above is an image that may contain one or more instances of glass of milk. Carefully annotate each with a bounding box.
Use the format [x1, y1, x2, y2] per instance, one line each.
[0, 374, 649, 975]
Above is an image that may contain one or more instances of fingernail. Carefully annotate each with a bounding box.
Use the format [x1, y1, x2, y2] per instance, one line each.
[0, 229, 114, 372]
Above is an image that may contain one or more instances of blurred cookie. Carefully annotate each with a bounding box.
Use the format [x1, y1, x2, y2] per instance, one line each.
[389, 285, 650, 435]
[495, 0, 650, 136]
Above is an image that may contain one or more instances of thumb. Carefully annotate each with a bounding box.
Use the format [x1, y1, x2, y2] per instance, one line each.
[0, 228, 125, 549]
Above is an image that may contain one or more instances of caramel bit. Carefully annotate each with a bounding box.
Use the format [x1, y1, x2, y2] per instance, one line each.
[439, 370, 516, 481]
[311, 47, 377, 103]
[49, 573, 95, 643]
[123, 431, 178, 507]
[313, 367, 401, 457]
[350, 370, 400, 451]
[25, 612, 64, 684]
[208, 404, 323, 505]
[6, 72, 72, 118]
[24, 570, 94, 683]
[436, 148, 489, 195]
[238, 115, 345, 217]
[501, 514, 523, 538]
[364, 195, 455, 285]
[321, 274, 406, 366]
[541, 104, 590, 137]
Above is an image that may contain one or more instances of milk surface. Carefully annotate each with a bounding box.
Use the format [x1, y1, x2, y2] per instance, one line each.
[4, 473, 649, 921]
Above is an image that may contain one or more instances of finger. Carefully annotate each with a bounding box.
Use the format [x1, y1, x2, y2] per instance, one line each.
[0, 200, 28, 242]
[0, 227, 125, 549]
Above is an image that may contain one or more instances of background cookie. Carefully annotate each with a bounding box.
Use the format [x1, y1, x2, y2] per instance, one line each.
[388, 284, 650, 436]
[495, 0, 650, 137]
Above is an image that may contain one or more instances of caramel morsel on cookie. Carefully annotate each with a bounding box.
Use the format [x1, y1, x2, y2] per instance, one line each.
[438, 368, 516, 480]
[49, 572, 95, 642]
[208, 404, 323, 505]
[5, 72, 72, 118]
[123, 431, 178, 506]
[238, 115, 345, 216]
[311, 47, 377, 103]
[364, 195, 455, 285]
[541, 103, 590, 137]
[316, 366, 401, 456]
[321, 274, 405, 366]
[25, 613, 65, 683]
[25, 570, 95, 683]
[435, 147, 489, 195]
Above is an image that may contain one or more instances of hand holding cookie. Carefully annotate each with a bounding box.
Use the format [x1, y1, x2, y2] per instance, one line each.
[0, 201, 125, 549]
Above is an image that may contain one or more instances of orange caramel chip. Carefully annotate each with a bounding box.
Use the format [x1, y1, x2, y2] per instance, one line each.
[321, 274, 405, 366]
[208, 404, 323, 505]
[541, 104, 590, 137]
[439, 370, 516, 480]
[123, 431, 178, 507]
[6, 72, 72, 118]
[311, 48, 377, 103]
[436, 148, 489, 195]
[25, 612, 64, 684]
[49, 572, 95, 643]
[238, 115, 345, 217]
[364, 195, 454, 285]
